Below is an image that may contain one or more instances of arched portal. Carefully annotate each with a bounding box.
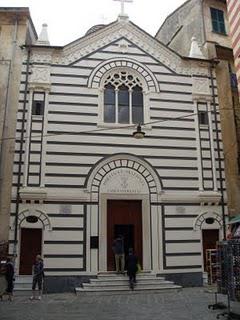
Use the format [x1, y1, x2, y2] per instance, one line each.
[14, 209, 51, 275]
[86, 153, 162, 272]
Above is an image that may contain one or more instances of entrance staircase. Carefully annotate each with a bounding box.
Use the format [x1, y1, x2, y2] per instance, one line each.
[14, 276, 32, 296]
[75, 272, 182, 295]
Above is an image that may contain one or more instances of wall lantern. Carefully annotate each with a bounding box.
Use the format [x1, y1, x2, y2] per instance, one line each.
[132, 124, 145, 139]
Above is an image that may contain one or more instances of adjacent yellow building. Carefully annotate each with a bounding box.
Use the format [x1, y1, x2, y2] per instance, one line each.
[156, 0, 240, 218]
[0, 8, 37, 248]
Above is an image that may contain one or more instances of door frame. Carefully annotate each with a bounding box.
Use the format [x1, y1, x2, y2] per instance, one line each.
[99, 193, 151, 272]
[18, 227, 43, 275]
[201, 228, 220, 271]
[107, 200, 143, 271]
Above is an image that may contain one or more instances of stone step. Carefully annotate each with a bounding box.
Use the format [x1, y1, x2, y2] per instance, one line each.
[94, 276, 165, 281]
[83, 281, 176, 289]
[76, 271, 182, 294]
[14, 283, 32, 289]
[76, 285, 182, 295]
[89, 279, 174, 286]
[97, 274, 160, 281]
[13, 288, 32, 296]
[14, 276, 32, 284]
[14, 276, 32, 291]
[14, 276, 33, 295]
[98, 270, 152, 275]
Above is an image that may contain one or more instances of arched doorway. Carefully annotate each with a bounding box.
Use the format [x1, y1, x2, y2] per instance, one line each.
[16, 209, 51, 275]
[193, 211, 222, 271]
[86, 153, 162, 272]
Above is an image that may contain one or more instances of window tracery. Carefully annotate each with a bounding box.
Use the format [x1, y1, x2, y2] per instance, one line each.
[103, 71, 144, 124]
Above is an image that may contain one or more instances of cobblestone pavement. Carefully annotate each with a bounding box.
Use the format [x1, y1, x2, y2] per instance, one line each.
[0, 287, 229, 320]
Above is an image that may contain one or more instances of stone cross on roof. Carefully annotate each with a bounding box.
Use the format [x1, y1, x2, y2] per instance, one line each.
[113, 0, 133, 18]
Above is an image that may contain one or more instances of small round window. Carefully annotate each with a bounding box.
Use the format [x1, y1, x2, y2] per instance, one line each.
[205, 217, 215, 225]
[26, 216, 38, 223]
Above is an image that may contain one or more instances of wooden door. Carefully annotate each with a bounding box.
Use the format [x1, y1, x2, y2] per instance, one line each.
[202, 229, 219, 271]
[19, 228, 42, 275]
[107, 200, 142, 271]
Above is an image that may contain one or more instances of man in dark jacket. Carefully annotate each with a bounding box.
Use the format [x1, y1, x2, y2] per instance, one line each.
[5, 257, 14, 301]
[112, 235, 125, 273]
[126, 248, 138, 290]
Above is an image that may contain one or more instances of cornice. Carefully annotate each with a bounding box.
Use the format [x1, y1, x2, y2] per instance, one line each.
[17, 188, 222, 205]
[160, 191, 222, 204]
[63, 20, 119, 54]
[19, 187, 47, 202]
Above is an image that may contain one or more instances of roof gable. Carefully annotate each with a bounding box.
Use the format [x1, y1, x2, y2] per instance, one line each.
[59, 20, 182, 68]
[70, 36, 175, 74]
[31, 19, 210, 76]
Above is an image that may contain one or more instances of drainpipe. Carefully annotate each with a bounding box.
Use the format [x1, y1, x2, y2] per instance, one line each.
[209, 60, 226, 240]
[13, 46, 31, 257]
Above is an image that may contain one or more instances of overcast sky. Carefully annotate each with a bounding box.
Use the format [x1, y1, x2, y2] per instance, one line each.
[0, 0, 186, 45]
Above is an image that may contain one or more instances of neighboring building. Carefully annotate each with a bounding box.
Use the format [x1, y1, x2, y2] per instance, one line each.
[226, 0, 240, 96]
[0, 8, 37, 249]
[156, 0, 240, 219]
[8, 9, 227, 291]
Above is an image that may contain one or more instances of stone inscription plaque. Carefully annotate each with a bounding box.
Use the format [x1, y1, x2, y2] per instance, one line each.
[101, 168, 148, 194]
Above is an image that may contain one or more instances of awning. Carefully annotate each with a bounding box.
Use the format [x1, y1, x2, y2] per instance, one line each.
[227, 215, 240, 224]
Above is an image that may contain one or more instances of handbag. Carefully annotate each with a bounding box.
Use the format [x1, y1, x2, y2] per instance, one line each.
[136, 263, 141, 273]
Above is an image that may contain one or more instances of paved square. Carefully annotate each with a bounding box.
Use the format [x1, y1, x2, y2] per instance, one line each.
[0, 288, 228, 320]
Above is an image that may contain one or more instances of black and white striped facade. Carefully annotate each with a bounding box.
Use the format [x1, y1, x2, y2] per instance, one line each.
[9, 19, 226, 289]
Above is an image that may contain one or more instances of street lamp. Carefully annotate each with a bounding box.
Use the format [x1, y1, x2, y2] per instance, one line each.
[132, 124, 145, 139]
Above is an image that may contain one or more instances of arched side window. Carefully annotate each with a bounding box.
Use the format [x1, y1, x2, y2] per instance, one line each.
[103, 71, 144, 124]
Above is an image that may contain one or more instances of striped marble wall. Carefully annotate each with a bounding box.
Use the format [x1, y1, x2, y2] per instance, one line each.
[9, 21, 225, 279]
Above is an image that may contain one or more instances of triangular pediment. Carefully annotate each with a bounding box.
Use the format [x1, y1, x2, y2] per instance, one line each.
[31, 19, 210, 76]
[57, 20, 183, 72]
[70, 35, 174, 75]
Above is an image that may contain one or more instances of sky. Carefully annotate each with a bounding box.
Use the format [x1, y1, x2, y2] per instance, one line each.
[0, 0, 186, 46]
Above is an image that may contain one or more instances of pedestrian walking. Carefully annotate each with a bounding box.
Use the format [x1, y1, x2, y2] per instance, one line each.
[5, 257, 14, 301]
[112, 235, 125, 273]
[126, 248, 138, 290]
[30, 255, 44, 300]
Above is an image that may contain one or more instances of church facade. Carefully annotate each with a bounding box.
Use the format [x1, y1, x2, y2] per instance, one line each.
[9, 15, 226, 291]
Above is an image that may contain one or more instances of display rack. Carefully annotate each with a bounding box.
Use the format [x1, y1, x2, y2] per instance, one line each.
[215, 240, 240, 319]
[206, 249, 218, 285]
